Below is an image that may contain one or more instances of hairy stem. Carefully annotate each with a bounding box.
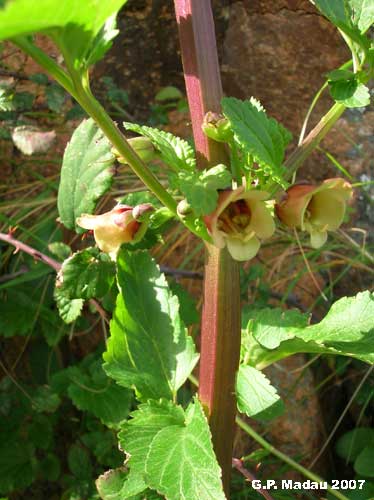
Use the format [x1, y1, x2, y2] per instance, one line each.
[174, 1, 241, 495]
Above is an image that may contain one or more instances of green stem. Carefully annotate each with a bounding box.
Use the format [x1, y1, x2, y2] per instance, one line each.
[283, 102, 346, 184]
[14, 38, 211, 236]
[72, 76, 178, 215]
[235, 417, 350, 500]
[13, 36, 77, 98]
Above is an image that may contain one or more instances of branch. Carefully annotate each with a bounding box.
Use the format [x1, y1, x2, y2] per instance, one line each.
[0, 231, 108, 323]
[232, 458, 275, 500]
[0, 231, 61, 271]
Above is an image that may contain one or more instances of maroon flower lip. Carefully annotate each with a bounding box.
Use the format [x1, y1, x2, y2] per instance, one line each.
[203, 186, 275, 261]
[275, 178, 353, 248]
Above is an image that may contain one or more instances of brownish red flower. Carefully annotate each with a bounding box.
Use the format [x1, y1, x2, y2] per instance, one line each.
[275, 178, 352, 248]
[204, 187, 275, 261]
[76, 203, 153, 258]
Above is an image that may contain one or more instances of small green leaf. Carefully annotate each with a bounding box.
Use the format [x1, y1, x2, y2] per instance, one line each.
[67, 359, 132, 428]
[145, 397, 226, 500]
[57, 118, 114, 231]
[32, 386, 61, 413]
[96, 468, 128, 500]
[68, 444, 92, 480]
[178, 164, 232, 216]
[39, 453, 60, 482]
[169, 281, 199, 326]
[155, 86, 183, 102]
[243, 292, 374, 369]
[354, 445, 374, 477]
[48, 241, 71, 260]
[336, 428, 374, 463]
[54, 288, 84, 324]
[236, 365, 284, 421]
[28, 415, 53, 449]
[57, 247, 115, 300]
[222, 97, 292, 187]
[45, 83, 65, 112]
[0, 441, 36, 494]
[123, 122, 196, 171]
[329, 76, 370, 108]
[29, 72, 49, 85]
[103, 249, 198, 401]
[252, 308, 309, 349]
[85, 14, 119, 67]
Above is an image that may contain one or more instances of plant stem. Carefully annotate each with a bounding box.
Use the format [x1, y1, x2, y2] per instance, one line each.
[14, 38, 190, 232]
[284, 102, 346, 183]
[232, 458, 275, 500]
[174, 1, 241, 496]
[0, 231, 61, 271]
[236, 416, 350, 500]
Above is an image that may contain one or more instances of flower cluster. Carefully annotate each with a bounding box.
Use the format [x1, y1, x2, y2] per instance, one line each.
[76, 178, 352, 263]
[203, 178, 352, 261]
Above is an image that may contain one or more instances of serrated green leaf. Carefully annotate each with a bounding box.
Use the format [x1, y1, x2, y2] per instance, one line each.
[67, 359, 132, 428]
[29, 72, 49, 85]
[68, 444, 92, 480]
[0, 441, 36, 495]
[123, 122, 196, 171]
[32, 385, 61, 413]
[57, 247, 115, 300]
[54, 288, 84, 324]
[82, 430, 122, 468]
[118, 399, 185, 498]
[57, 118, 114, 231]
[178, 164, 232, 216]
[236, 365, 284, 421]
[0, 0, 128, 70]
[329, 77, 370, 108]
[243, 292, 374, 369]
[222, 97, 291, 187]
[96, 468, 128, 500]
[336, 428, 374, 463]
[252, 308, 309, 349]
[48, 241, 71, 260]
[85, 14, 119, 67]
[169, 282, 199, 326]
[96, 468, 162, 500]
[39, 453, 60, 482]
[103, 249, 198, 401]
[145, 397, 226, 500]
[28, 414, 53, 449]
[313, 0, 374, 34]
[354, 445, 374, 477]
[45, 83, 65, 112]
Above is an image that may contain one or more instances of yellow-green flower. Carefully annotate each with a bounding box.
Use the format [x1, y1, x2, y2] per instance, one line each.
[77, 203, 153, 259]
[204, 187, 275, 261]
[275, 178, 352, 248]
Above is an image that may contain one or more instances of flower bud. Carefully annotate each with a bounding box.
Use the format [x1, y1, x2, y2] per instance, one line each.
[202, 112, 233, 143]
[112, 137, 156, 164]
[177, 199, 192, 218]
[275, 178, 352, 248]
[76, 203, 153, 259]
[204, 187, 275, 261]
